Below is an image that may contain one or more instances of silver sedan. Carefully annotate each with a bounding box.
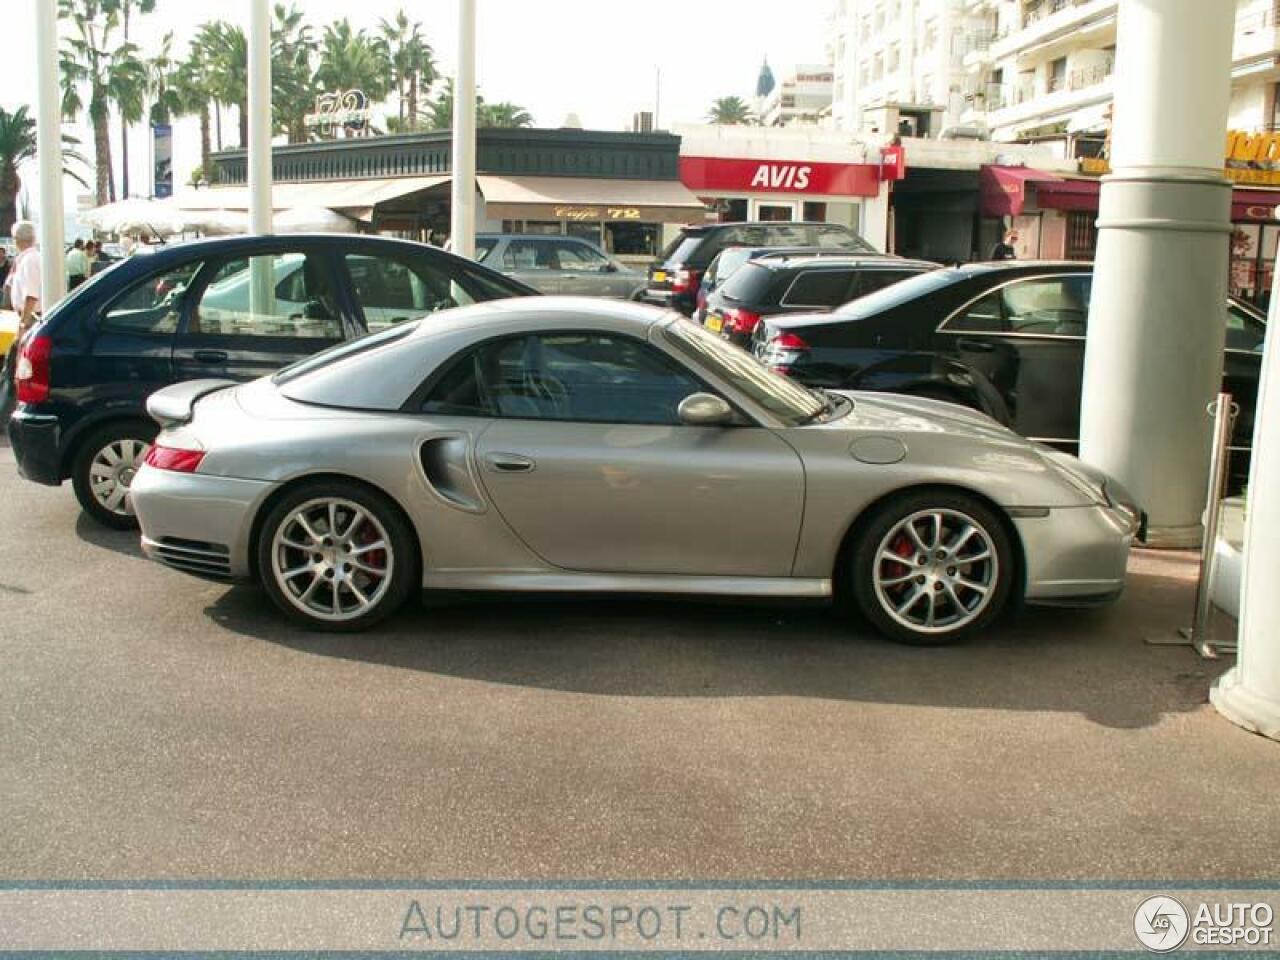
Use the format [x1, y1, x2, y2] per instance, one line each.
[131, 298, 1140, 644]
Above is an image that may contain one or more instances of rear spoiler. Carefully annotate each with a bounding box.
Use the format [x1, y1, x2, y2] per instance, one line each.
[146, 379, 238, 428]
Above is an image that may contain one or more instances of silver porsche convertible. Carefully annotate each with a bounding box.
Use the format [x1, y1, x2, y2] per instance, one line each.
[131, 297, 1141, 644]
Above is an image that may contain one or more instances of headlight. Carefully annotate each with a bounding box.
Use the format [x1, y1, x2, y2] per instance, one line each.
[1036, 446, 1109, 505]
[1103, 479, 1144, 536]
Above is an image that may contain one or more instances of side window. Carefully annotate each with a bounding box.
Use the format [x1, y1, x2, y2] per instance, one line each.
[769, 223, 808, 246]
[100, 261, 202, 334]
[502, 239, 552, 271]
[1000, 276, 1090, 336]
[460, 333, 703, 425]
[421, 352, 494, 417]
[782, 269, 856, 307]
[814, 225, 858, 249]
[1225, 303, 1266, 352]
[854, 270, 916, 298]
[345, 253, 476, 332]
[192, 252, 342, 339]
[947, 291, 1006, 333]
[552, 240, 610, 271]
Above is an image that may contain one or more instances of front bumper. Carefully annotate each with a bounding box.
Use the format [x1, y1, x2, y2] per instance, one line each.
[1016, 501, 1137, 606]
[132, 464, 273, 581]
[7, 409, 63, 486]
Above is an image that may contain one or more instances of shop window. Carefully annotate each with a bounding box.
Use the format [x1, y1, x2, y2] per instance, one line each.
[565, 221, 604, 248]
[605, 222, 660, 256]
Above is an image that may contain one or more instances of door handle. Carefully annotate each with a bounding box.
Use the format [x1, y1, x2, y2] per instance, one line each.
[483, 452, 535, 473]
[193, 349, 229, 363]
[956, 338, 996, 353]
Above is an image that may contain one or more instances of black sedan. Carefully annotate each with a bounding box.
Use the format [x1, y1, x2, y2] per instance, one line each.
[7, 233, 535, 528]
[753, 261, 1264, 471]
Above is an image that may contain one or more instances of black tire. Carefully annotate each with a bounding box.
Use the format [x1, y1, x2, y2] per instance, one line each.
[255, 479, 417, 632]
[849, 489, 1016, 645]
[71, 420, 158, 530]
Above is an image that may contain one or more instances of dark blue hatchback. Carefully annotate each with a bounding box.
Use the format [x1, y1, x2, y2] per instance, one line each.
[7, 233, 535, 527]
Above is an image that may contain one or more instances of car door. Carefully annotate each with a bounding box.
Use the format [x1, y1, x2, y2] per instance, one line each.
[499, 238, 560, 293]
[172, 245, 349, 382]
[454, 330, 805, 576]
[934, 274, 1089, 442]
[550, 239, 627, 297]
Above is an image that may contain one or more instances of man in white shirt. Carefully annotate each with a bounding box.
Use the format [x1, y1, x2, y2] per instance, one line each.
[66, 238, 89, 289]
[9, 220, 42, 332]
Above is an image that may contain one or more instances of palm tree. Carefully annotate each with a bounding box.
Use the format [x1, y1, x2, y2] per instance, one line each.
[0, 105, 88, 236]
[59, 0, 149, 205]
[272, 3, 317, 143]
[480, 102, 534, 129]
[314, 20, 391, 135]
[148, 32, 213, 183]
[707, 95, 753, 125]
[378, 9, 434, 131]
[116, 0, 156, 199]
[196, 21, 249, 148]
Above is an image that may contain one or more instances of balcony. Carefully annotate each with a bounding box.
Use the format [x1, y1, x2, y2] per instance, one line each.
[984, 59, 1114, 131]
[990, 0, 1118, 63]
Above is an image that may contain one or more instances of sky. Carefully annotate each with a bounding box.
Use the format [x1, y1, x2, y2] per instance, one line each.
[3, 0, 834, 218]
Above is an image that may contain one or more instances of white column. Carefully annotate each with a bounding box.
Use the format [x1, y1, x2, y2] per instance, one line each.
[34, 0, 66, 310]
[450, 0, 477, 259]
[1077, 0, 1235, 547]
[247, 0, 272, 236]
[1212, 224, 1280, 740]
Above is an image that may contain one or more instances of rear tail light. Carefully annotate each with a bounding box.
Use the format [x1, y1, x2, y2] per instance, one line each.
[723, 307, 762, 336]
[14, 334, 52, 404]
[144, 444, 206, 473]
[672, 267, 700, 294]
[762, 330, 811, 375]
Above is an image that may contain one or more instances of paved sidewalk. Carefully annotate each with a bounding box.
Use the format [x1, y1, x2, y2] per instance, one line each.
[0, 445, 1275, 882]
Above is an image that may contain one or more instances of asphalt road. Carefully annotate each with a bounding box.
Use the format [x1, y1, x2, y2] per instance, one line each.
[0, 443, 1276, 882]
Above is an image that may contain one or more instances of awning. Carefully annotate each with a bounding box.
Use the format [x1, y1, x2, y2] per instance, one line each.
[1231, 187, 1280, 221]
[171, 175, 450, 216]
[477, 175, 706, 223]
[1034, 177, 1101, 212]
[979, 165, 1062, 216]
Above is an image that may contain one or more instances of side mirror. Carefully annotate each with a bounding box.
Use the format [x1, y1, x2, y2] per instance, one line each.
[601, 262, 619, 273]
[677, 392, 734, 426]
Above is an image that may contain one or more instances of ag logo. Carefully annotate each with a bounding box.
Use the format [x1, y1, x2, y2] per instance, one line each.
[1134, 896, 1190, 952]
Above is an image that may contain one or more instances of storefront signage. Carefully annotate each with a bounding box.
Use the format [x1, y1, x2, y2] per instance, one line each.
[679, 156, 881, 197]
[304, 90, 373, 137]
[553, 206, 642, 221]
[1081, 130, 1280, 185]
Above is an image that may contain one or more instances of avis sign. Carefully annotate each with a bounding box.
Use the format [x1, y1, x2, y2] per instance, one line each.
[679, 156, 882, 197]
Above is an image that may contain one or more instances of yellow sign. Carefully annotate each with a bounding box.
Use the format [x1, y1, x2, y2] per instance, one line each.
[1226, 130, 1280, 163]
[1080, 153, 1280, 186]
[552, 206, 643, 221]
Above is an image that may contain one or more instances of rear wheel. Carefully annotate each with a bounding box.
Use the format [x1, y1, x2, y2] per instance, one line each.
[256, 480, 416, 632]
[850, 490, 1015, 645]
[71, 421, 157, 530]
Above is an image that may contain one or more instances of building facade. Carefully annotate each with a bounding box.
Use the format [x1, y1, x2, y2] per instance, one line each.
[757, 64, 837, 127]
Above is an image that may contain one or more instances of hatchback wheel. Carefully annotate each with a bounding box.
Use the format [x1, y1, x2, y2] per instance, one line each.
[71, 422, 157, 530]
[256, 481, 416, 631]
[851, 491, 1014, 645]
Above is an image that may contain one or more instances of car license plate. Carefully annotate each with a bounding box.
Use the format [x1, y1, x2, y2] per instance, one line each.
[706, 314, 723, 333]
[652, 270, 666, 283]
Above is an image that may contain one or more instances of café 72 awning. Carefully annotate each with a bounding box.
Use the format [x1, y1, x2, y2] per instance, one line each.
[979, 164, 1063, 217]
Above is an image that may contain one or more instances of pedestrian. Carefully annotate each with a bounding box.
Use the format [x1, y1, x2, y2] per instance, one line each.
[66, 238, 89, 290]
[0, 221, 41, 418]
[990, 230, 1018, 260]
[0, 246, 11, 310]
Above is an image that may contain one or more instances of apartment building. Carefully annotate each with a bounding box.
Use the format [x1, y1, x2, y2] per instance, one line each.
[758, 64, 837, 127]
[960, 0, 1280, 158]
[828, 0, 988, 137]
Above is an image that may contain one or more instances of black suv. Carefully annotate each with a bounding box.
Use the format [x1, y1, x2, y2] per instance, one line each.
[7, 233, 534, 528]
[703, 254, 937, 346]
[643, 221, 878, 315]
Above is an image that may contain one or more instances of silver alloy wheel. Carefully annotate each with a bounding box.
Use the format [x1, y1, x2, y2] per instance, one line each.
[872, 507, 999, 635]
[270, 497, 394, 623]
[88, 437, 149, 516]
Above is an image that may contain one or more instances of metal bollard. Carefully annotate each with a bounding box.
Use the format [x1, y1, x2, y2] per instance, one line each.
[1184, 392, 1239, 658]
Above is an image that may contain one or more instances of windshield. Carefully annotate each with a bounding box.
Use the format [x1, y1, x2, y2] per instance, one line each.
[658, 232, 704, 264]
[663, 316, 824, 424]
[713, 247, 754, 281]
[720, 262, 775, 303]
[833, 267, 960, 319]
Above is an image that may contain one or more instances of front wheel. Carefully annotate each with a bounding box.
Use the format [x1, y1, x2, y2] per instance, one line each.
[256, 481, 417, 632]
[71, 421, 157, 530]
[850, 491, 1015, 645]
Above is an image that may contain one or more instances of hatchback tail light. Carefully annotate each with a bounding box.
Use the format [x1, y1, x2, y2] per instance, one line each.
[672, 267, 700, 294]
[144, 444, 206, 473]
[762, 330, 811, 375]
[723, 307, 762, 336]
[14, 334, 52, 405]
